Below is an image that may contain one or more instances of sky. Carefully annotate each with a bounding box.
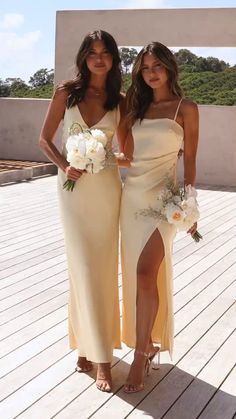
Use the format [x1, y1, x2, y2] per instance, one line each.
[1, 0, 236, 83]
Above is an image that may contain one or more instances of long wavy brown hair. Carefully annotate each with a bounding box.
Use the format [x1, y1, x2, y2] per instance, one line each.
[59, 30, 121, 110]
[126, 42, 183, 125]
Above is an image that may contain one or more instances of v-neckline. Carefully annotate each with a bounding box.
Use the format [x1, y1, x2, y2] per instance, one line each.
[76, 105, 109, 129]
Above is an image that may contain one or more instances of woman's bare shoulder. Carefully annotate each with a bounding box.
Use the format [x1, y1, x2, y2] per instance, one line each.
[181, 98, 198, 115]
[52, 83, 69, 102]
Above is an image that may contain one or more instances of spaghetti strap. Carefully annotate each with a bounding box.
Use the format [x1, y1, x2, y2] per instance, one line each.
[174, 98, 183, 121]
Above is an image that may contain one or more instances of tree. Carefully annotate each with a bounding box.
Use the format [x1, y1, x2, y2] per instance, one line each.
[175, 49, 198, 66]
[120, 47, 138, 74]
[29, 68, 54, 88]
[0, 79, 10, 97]
[205, 57, 229, 72]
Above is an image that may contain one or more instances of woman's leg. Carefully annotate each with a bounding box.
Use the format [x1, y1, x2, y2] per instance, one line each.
[124, 228, 164, 392]
[96, 363, 112, 392]
[76, 356, 93, 372]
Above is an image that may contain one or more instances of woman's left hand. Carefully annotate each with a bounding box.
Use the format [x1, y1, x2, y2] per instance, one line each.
[187, 222, 197, 236]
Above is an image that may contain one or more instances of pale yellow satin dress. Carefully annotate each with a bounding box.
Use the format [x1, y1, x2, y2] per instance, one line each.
[121, 100, 183, 357]
[57, 106, 122, 363]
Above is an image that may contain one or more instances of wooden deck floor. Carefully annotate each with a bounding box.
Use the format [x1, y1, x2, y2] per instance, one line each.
[0, 176, 235, 419]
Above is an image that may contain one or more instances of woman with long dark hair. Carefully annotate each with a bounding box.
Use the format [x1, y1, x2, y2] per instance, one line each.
[120, 42, 199, 393]
[39, 30, 124, 392]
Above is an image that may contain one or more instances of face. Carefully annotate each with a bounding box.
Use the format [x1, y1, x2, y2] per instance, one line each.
[86, 40, 113, 75]
[141, 53, 168, 89]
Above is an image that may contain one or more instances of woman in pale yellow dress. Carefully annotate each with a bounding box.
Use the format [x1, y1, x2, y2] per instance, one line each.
[120, 42, 199, 393]
[39, 30, 125, 392]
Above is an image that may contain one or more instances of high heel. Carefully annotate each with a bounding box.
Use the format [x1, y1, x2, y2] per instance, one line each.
[146, 347, 160, 375]
[123, 350, 149, 394]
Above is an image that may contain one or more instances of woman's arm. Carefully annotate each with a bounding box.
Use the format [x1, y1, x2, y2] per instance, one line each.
[39, 87, 69, 172]
[182, 100, 199, 186]
[116, 95, 133, 168]
[39, 87, 83, 181]
[182, 100, 199, 236]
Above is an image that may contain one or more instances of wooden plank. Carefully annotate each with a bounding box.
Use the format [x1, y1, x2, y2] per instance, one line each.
[0, 271, 68, 313]
[0, 219, 60, 244]
[0, 262, 66, 300]
[199, 366, 236, 419]
[0, 208, 58, 234]
[174, 237, 236, 294]
[0, 240, 65, 271]
[175, 267, 236, 335]
[0, 233, 64, 263]
[0, 202, 57, 224]
[174, 249, 236, 313]
[0, 352, 77, 419]
[0, 292, 68, 340]
[0, 282, 68, 325]
[0, 246, 65, 280]
[173, 227, 236, 278]
[0, 214, 60, 239]
[162, 332, 236, 419]
[173, 282, 236, 362]
[0, 306, 67, 358]
[0, 254, 66, 290]
[173, 216, 236, 265]
[0, 337, 70, 402]
[0, 321, 67, 378]
[0, 226, 62, 256]
[0, 224, 62, 249]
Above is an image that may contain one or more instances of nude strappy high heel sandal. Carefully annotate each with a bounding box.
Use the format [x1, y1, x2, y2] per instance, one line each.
[123, 348, 161, 393]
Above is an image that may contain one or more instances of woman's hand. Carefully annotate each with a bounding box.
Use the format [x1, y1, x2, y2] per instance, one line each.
[65, 166, 85, 181]
[187, 222, 197, 236]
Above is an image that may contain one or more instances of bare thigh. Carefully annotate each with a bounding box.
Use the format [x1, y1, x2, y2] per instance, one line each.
[137, 228, 165, 289]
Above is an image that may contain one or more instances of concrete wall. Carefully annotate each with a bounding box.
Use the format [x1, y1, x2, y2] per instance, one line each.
[0, 98, 235, 186]
[0, 98, 61, 162]
[55, 8, 236, 84]
[177, 105, 236, 187]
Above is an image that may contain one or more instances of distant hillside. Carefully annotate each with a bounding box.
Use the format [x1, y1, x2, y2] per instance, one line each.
[175, 49, 236, 105]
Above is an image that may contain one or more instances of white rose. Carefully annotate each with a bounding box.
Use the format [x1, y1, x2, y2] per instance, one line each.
[90, 129, 107, 147]
[165, 203, 185, 226]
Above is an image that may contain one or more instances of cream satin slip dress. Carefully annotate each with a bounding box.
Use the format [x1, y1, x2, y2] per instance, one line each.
[57, 105, 122, 363]
[121, 99, 183, 357]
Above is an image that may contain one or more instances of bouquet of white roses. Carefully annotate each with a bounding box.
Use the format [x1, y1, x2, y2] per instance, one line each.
[63, 122, 108, 191]
[139, 180, 202, 242]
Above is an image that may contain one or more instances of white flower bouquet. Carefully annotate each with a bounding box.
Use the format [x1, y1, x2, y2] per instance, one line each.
[139, 180, 203, 242]
[63, 122, 108, 191]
